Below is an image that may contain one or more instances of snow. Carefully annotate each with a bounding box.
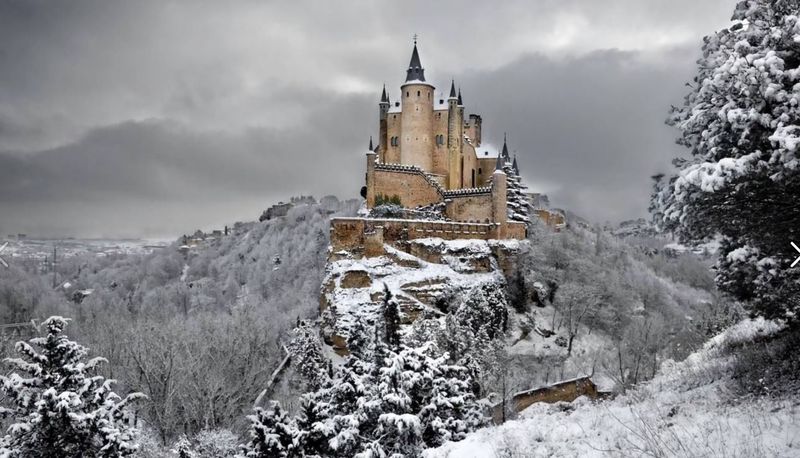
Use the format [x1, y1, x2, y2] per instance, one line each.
[323, 238, 508, 338]
[425, 318, 798, 458]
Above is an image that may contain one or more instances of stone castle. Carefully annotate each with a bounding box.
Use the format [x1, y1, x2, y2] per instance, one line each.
[331, 41, 559, 252]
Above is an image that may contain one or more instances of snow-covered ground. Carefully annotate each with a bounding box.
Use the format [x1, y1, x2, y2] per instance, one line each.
[323, 238, 510, 335]
[1, 237, 170, 262]
[426, 318, 799, 457]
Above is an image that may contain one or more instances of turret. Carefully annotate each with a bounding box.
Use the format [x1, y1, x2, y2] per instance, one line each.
[400, 39, 435, 171]
[447, 80, 463, 189]
[492, 156, 508, 229]
[378, 84, 389, 161]
[466, 114, 482, 146]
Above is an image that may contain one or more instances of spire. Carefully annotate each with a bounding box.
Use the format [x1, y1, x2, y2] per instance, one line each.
[369, 136, 373, 151]
[495, 152, 505, 172]
[512, 155, 519, 174]
[405, 37, 426, 82]
[380, 84, 388, 103]
[502, 133, 509, 159]
[457, 88, 463, 105]
[449, 79, 456, 99]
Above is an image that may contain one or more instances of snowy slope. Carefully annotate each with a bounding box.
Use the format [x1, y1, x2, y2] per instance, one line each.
[426, 318, 799, 457]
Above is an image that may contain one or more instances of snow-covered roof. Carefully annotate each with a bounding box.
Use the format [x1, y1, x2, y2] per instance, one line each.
[434, 98, 449, 111]
[475, 143, 500, 159]
[400, 79, 434, 88]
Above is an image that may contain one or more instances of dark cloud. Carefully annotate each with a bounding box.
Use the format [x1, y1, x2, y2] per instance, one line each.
[0, 0, 738, 236]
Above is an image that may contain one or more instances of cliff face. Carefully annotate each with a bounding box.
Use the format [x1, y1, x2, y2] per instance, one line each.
[320, 237, 522, 355]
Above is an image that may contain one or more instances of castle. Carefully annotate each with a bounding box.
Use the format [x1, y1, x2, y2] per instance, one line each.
[358, 41, 530, 240]
[373, 41, 501, 191]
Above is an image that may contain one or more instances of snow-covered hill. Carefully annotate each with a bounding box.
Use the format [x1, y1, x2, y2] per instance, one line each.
[426, 318, 799, 457]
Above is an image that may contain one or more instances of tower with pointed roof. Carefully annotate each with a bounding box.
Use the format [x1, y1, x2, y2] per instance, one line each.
[399, 39, 435, 171]
[375, 38, 522, 192]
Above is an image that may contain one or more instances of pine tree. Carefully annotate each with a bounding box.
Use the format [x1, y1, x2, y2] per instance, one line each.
[294, 394, 332, 457]
[288, 321, 327, 389]
[241, 401, 299, 458]
[172, 436, 196, 458]
[347, 315, 372, 359]
[651, 0, 800, 322]
[0, 316, 143, 457]
[382, 285, 401, 350]
[503, 159, 531, 223]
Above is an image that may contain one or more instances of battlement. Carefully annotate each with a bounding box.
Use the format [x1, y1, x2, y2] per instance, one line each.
[330, 217, 526, 255]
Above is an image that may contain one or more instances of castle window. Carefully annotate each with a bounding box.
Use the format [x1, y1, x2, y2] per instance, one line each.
[406, 91, 409, 97]
[478, 168, 482, 174]
[417, 90, 420, 97]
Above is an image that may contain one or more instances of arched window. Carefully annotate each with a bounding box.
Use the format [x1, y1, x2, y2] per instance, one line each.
[406, 91, 409, 97]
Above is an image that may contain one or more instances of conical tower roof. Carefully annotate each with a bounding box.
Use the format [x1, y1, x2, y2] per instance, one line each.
[405, 41, 426, 82]
[380, 84, 388, 103]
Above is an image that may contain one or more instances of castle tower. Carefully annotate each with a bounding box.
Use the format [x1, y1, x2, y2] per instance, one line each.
[378, 84, 389, 162]
[446, 82, 464, 189]
[492, 154, 508, 230]
[400, 41, 435, 171]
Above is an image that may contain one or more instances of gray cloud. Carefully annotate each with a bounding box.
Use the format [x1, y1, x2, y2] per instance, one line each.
[0, 0, 738, 236]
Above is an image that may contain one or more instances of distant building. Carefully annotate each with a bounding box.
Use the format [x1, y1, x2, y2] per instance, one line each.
[527, 193, 550, 209]
[259, 202, 293, 222]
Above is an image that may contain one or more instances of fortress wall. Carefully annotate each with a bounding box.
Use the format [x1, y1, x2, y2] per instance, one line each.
[444, 193, 493, 222]
[505, 221, 528, 239]
[330, 217, 498, 253]
[534, 209, 566, 229]
[372, 168, 442, 208]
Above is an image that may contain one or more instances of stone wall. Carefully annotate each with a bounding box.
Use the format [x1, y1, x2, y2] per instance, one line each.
[534, 209, 566, 229]
[491, 377, 598, 424]
[370, 164, 443, 209]
[444, 192, 493, 222]
[330, 217, 501, 254]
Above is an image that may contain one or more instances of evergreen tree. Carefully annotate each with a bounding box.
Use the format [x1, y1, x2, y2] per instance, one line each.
[172, 436, 196, 458]
[347, 315, 372, 359]
[382, 285, 401, 350]
[651, 0, 800, 321]
[0, 316, 143, 457]
[241, 402, 298, 458]
[456, 282, 509, 339]
[294, 394, 332, 457]
[288, 320, 327, 389]
[503, 159, 531, 223]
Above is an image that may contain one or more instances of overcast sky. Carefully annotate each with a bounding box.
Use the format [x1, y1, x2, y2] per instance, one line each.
[0, 0, 738, 238]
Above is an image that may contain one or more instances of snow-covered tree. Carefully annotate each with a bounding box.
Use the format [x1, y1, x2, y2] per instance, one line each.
[172, 436, 196, 458]
[0, 316, 143, 457]
[382, 286, 401, 350]
[503, 157, 531, 223]
[288, 321, 327, 390]
[241, 401, 299, 458]
[455, 282, 509, 339]
[651, 0, 800, 321]
[293, 394, 333, 457]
